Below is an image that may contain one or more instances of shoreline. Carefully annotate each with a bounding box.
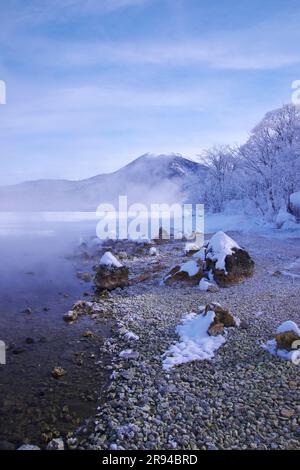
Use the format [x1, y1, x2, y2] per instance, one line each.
[72, 232, 300, 450]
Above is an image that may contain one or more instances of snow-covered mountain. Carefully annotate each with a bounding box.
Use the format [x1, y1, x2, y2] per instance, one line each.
[0, 154, 207, 211]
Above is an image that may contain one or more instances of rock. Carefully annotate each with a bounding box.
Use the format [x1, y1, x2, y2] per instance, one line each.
[18, 444, 40, 450]
[0, 440, 15, 450]
[204, 303, 236, 327]
[63, 310, 78, 323]
[118, 251, 128, 260]
[83, 330, 95, 338]
[275, 331, 300, 351]
[47, 438, 64, 450]
[206, 232, 254, 287]
[94, 265, 129, 291]
[280, 408, 295, 419]
[240, 320, 250, 330]
[13, 347, 26, 354]
[208, 248, 254, 287]
[207, 322, 224, 336]
[25, 337, 35, 344]
[163, 260, 204, 286]
[21, 307, 32, 314]
[52, 367, 66, 379]
[76, 272, 92, 282]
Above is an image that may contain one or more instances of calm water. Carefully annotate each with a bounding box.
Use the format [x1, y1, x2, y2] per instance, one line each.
[0, 212, 111, 448]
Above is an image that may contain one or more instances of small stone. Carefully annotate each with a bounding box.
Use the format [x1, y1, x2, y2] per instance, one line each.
[52, 367, 66, 379]
[280, 408, 295, 419]
[22, 307, 32, 314]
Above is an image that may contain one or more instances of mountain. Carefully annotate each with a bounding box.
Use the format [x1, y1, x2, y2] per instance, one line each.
[0, 153, 207, 211]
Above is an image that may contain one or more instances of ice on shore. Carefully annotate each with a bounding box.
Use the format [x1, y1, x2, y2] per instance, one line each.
[162, 309, 226, 370]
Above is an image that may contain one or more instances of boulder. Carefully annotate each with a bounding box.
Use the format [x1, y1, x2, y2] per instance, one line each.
[206, 232, 254, 287]
[94, 251, 129, 291]
[94, 265, 129, 290]
[163, 259, 204, 286]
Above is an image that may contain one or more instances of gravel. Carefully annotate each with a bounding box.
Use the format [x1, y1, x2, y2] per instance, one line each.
[75, 232, 300, 450]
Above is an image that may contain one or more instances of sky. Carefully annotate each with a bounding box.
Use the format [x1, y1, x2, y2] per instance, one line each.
[0, 0, 300, 185]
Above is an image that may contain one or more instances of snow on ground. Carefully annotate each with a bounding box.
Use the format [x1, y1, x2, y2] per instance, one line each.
[100, 251, 123, 268]
[275, 209, 296, 229]
[162, 309, 226, 370]
[180, 260, 200, 277]
[199, 278, 214, 291]
[206, 231, 240, 271]
[184, 242, 200, 254]
[282, 258, 300, 280]
[192, 247, 206, 261]
[204, 211, 300, 239]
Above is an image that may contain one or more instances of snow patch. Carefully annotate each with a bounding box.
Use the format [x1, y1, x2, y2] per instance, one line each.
[199, 278, 214, 291]
[180, 260, 200, 277]
[184, 242, 200, 254]
[162, 310, 226, 370]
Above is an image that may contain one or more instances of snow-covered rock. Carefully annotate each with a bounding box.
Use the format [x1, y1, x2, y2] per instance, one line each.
[95, 253, 129, 291]
[262, 320, 300, 365]
[206, 231, 241, 271]
[163, 259, 204, 286]
[206, 231, 254, 287]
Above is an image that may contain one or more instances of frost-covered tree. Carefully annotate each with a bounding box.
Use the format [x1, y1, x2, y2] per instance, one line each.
[239, 104, 300, 218]
[199, 145, 239, 212]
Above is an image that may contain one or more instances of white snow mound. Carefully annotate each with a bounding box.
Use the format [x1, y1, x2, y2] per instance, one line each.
[100, 251, 123, 268]
[180, 260, 200, 277]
